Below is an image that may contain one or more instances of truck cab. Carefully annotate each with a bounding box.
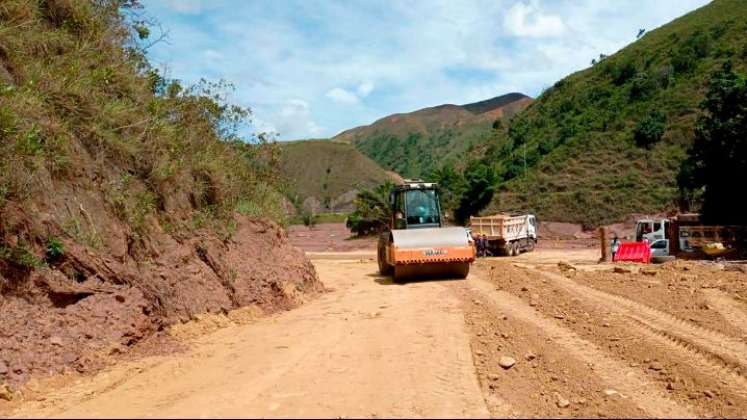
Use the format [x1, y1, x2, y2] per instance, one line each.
[635, 218, 669, 243]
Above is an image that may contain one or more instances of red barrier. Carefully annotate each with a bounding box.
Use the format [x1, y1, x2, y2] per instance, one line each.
[613, 241, 651, 263]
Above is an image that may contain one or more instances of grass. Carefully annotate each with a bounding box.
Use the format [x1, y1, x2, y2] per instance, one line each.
[0, 0, 286, 261]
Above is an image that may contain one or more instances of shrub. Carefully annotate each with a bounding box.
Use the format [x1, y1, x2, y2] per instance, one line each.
[634, 111, 666, 148]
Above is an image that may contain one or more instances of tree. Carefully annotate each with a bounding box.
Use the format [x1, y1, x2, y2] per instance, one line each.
[637, 28, 646, 39]
[454, 163, 499, 224]
[679, 62, 747, 224]
[429, 165, 465, 216]
[346, 181, 394, 236]
[633, 111, 666, 148]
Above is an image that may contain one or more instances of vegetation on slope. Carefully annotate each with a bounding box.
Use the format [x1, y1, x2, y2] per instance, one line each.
[280, 139, 398, 213]
[0, 0, 285, 255]
[476, 0, 747, 225]
[679, 62, 747, 225]
[336, 93, 531, 179]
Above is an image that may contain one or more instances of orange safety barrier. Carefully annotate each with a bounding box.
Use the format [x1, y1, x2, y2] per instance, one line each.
[613, 241, 651, 263]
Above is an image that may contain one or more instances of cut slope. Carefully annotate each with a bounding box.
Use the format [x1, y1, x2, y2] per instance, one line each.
[280, 140, 400, 213]
[334, 93, 532, 178]
[483, 0, 747, 225]
[0, 0, 322, 388]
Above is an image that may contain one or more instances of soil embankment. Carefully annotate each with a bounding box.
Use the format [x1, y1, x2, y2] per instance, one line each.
[1, 215, 322, 389]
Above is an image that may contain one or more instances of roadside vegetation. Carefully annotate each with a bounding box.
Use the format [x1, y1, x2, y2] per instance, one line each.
[678, 62, 747, 224]
[0, 0, 285, 268]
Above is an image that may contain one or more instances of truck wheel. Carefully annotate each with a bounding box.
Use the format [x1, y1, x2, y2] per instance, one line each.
[513, 242, 521, 255]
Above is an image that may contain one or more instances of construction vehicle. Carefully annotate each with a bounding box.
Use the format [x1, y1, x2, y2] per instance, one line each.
[635, 213, 746, 258]
[469, 214, 538, 256]
[377, 180, 475, 282]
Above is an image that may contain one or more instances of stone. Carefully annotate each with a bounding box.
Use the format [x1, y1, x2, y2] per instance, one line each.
[556, 394, 571, 408]
[498, 356, 516, 369]
[525, 352, 537, 361]
[641, 268, 657, 276]
[649, 362, 664, 371]
[0, 361, 7, 375]
[602, 389, 619, 396]
[50, 336, 63, 346]
[488, 373, 500, 381]
[704, 390, 715, 398]
[613, 266, 631, 274]
[0, 384, 13, 401]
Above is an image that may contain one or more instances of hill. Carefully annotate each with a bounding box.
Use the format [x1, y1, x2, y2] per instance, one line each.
[333, 93, 532, 178]
[475, 0, 747, 225]
[0, 0, 321, 386]
[280, 140, 400, 213]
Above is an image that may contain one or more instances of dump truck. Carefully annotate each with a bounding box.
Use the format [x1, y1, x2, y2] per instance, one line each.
[469, 214, 538, 256]
[636, 213, 746, 259]
[377, 180, 475, 282]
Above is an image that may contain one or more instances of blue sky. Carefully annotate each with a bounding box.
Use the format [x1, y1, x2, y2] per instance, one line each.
[140, 0, 709, 140]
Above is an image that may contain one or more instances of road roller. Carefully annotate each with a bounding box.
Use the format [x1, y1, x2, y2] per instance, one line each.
[377, 180, 475, 282]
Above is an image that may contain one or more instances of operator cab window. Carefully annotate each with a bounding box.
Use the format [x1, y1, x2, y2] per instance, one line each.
[405, 189, 440, 227]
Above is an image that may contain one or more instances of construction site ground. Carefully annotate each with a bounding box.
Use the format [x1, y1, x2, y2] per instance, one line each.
[4, 229, 747, 418]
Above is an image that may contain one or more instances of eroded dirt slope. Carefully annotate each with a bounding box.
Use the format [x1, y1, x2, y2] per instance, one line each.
[1, 216, 322, 389]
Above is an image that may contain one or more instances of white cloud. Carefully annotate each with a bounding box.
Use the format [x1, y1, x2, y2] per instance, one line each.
[269, 99, 324, 139]
[325, 88, 360, 104]
[143, 0, 711, 140]
[357, 81, 375, 97]
[504, 1, 566, 38]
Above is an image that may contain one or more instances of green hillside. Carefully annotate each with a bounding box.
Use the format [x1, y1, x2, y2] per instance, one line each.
[478, 0, 747, 225]
[0, 0, 287, 249]
[335, 93, 532, 178]
[280, 140, 399, 212]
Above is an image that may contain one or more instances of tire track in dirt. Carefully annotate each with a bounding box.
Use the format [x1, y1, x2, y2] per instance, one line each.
[702, 289, 747, 336]
[534, 269, 747, 398]
[469, 276, 695, 418]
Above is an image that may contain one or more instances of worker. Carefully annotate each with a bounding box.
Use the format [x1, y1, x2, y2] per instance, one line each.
[611, 234, 620, 261]
[480, 234, 489, 257]
[476, 233, 486, 257]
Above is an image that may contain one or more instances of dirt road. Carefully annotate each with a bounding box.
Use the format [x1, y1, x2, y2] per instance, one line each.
[8, 254, 487, 418]
[7, 248, 747, 418]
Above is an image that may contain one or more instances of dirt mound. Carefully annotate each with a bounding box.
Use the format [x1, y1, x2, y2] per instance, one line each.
[0, 215, 322, 388]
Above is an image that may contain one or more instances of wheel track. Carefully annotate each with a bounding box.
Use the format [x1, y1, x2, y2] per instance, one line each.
[630, 318, 747, 399]
[469, 276, 695, 418]
[702, 289, 747, 336]
[534, 269, 747, 397]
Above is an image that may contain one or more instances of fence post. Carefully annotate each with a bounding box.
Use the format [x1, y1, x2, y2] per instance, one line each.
[600, 227, 608, 263]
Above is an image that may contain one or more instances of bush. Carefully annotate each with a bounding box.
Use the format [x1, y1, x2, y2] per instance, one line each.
[346, 181, 393, 236]
[634, 111, 666, 148]
[45, 236, 64, 263]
